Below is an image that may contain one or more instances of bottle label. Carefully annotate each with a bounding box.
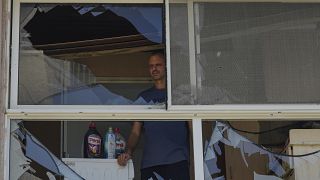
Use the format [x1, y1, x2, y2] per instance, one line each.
[105, 134, 116, 159]
[88, 135, 101, 157]
[115, 139, 126, 158]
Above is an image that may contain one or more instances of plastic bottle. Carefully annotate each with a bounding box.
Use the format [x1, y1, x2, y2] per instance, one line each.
[115, 128, 126, 158]
[104, 127, 116, 159]
[83, 122, 102, 158]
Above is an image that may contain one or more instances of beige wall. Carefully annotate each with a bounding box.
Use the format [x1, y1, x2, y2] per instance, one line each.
[0, 0, 9, 179]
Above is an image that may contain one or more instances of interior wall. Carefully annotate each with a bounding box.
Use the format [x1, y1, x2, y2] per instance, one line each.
[202, 121, 268, 180]
[65, 121, 132, 158]
[75, 52, 151, 78]
[18, 51, 154, 105]
[224, 122, 267, 180]
[24, 121, 61, 179]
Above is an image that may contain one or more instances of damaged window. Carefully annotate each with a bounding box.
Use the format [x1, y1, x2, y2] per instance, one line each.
[202, 120, 320, 180]
[10, 120, 136, 179]
[10, 120, 83, 179]
[10, 120, 194, 180]
[18, 3, 164, 105]
[170, 2, 320, 105]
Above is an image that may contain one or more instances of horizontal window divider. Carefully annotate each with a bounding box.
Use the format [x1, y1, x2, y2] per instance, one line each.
[19, 0, 163, 3]
[7, 108, 320, 120]
[169, 104, 320, 111]
[95, 77, 152, 84]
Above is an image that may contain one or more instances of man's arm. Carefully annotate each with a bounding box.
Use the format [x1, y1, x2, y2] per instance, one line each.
[126, 121, 142, 155]
[117, 121, 142, 166]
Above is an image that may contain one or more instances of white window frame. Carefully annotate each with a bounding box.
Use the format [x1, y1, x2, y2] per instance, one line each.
[166, 0, 320, 116]
[6, 0, 320, 179]
[4, 115, 10, 180]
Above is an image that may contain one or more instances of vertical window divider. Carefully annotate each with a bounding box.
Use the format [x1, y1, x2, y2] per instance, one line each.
[165, 0, 173, 108]
[194, 2, 202, 93]
[10, 0, 21, 109]
[4, 116, 11, 180]
[192, 118, 205, 180]
[187, 0, 198, 104]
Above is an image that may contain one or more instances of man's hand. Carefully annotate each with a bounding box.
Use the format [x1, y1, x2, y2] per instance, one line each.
[117, 122, 141, 166]
[117, 152, 131, 166]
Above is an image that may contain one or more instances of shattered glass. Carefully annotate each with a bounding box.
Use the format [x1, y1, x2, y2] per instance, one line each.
[203, 121, 320, 180]
[18, 3, 163, 105]
[10, 120, 84, 180]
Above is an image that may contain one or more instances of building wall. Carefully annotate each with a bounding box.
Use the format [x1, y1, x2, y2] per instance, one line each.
[0, 0, 9, 178]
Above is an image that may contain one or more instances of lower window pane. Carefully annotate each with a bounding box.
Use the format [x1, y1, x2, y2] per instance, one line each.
[9, 120, 193, 180]
[202, 120, 320, 180]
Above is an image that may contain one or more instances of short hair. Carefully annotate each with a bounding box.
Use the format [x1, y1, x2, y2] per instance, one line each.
[149, 51, 165, 61]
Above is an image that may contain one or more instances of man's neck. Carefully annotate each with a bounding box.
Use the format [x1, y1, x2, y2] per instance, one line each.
[154, 80, 166, 90]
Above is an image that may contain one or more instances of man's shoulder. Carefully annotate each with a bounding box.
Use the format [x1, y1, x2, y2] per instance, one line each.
[137, 86, 166, 103]
[141, 86, 155, 94]
[138, 87, 154, 97]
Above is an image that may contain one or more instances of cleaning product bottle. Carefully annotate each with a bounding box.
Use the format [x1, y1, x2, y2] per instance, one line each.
[115, 128, 126, 158]
[83, 122, 102, 158]
[104, 127, 116, 159]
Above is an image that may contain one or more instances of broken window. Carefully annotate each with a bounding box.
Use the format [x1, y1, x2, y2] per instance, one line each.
[10, 120, 194, 180]
[202, 120, 320, 180]
[18, 3, 164, 105]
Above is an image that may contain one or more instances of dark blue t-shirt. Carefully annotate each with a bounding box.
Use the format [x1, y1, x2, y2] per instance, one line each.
[137, 87, 189, 168]
[137, 86, 166, 104]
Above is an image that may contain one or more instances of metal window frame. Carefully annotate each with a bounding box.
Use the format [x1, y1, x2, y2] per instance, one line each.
[4, 115, 10, 180]
[17, 0, 163, 3]
[7, 1, 320, 180]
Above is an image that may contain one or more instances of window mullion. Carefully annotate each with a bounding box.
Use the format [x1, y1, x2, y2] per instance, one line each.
[187, 0, 198, 104]
[192, 118, 205, 180]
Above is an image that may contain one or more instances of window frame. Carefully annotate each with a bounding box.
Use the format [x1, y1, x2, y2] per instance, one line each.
[6, 1, 320, 180]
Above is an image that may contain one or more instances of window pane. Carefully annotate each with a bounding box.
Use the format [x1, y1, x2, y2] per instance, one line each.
[202, 120, 320, 180]
[18, 3, 164, 105]
[10, 120, 194, 180]
[169, 1, 192, 105]
[170, 2, 320, 105]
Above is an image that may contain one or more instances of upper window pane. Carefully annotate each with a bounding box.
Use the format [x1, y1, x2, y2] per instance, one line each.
[18, 3, 164, 105]
[170, 2, 320, 105]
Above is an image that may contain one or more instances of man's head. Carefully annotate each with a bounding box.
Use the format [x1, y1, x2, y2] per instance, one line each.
[148, 52, 166, 82]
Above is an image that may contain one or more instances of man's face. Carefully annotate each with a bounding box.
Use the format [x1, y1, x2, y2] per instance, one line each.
[148, 55, 165, 81]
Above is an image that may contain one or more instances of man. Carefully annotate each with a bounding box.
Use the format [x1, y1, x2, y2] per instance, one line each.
[117, 52, 191, 180]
